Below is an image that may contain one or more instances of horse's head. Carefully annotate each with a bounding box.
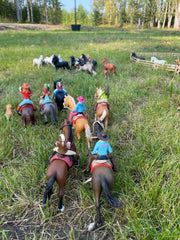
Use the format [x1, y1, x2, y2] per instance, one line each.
[60, 119, 73, 149]
[95, 87, 102, 99]
[176, 58, 180, 65]
[102, 58, 108, 63]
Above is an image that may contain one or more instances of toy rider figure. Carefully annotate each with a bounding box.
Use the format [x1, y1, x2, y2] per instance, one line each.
[16, 83, 36, 113]
[86, 131, 117, 172]
[69, 96, 87, 122]
[52, 78, 67, 100]
[96, 85, 110, 111]
[39, 84, 53, 110]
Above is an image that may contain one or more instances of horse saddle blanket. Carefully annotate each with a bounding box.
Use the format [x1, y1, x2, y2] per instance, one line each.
[91, 159, 113, 173]
[50, 154, 74, 168]
[20, 104, 33, 112]
[72, 114, 84, 123]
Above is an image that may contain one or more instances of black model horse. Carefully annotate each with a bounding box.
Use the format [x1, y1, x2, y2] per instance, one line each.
[53, 80, 66, 111]
[131, 52, 145, 60]
[52, 55, 71, 71]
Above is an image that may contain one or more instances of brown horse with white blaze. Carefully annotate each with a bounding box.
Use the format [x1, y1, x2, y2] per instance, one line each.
[42, 120, 78, 211]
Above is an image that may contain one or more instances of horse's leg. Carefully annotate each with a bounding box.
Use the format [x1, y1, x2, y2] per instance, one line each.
[44, 113, 48, 124]
[94, 179, 103, 227]
[58, 186, 65, 211]
[105, 117, 108, 130]
[76, 130, 81, 141]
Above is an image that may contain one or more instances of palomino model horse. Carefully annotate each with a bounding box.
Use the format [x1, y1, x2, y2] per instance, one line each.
[63, 95, 91, 148]
[20, 104, 35, 127]
[102, 57, 116, 76]
[43, 119, 78, 211]
[94, 87, 109, 130]
[86, 130, 122, 231]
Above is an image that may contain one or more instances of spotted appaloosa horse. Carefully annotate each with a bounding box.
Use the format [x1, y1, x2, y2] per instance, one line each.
[102, 57, 116, 76]
[94, 88, 109, 130]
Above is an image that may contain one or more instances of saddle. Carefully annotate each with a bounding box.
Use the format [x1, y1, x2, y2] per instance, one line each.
[20, 104, 33, 112]
[72, 113, 84, 124]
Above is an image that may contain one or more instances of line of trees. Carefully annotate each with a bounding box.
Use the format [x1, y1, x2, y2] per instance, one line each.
[0, 0, 180, 29]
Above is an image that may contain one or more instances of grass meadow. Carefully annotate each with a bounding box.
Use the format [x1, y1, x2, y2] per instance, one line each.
[0, 26, 180, 239]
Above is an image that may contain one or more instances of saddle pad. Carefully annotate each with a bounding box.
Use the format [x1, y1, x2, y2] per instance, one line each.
[91, 159, 113, 173]
[72, 114, 84, 124]
[50, 154, 73, 168]
[20, 105, 33, 112]
[97, 104, 108, 111]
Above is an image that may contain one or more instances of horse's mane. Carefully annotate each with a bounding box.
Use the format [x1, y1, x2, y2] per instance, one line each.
[67, 95, 76, 106]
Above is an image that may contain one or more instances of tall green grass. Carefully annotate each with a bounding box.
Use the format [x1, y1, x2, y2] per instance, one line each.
[0, 27, 179, 239]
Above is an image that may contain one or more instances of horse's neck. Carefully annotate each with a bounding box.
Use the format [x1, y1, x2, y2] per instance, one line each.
[67, 96, 76, 112]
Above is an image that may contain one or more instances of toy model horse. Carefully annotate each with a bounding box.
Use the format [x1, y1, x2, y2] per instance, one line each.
[94, 88, 109, 130]
[86, 131, 122, 231]
[40, 100, 58, 125]
[43, 120, 78, 211]
[151, 56, 167, 64]
[102, 58, 116, 76]
[63, 95, 91, 148]
[20, 105, 35, 127]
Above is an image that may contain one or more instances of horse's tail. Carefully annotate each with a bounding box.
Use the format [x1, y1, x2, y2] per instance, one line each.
[100, 109, 107, 122]
[85, 124, 91, 140]
[43, 175, 56, 204]
[101, 177, 123, 208]
[50, 104, 58, 125]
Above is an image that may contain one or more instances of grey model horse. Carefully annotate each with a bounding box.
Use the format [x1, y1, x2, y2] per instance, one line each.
[40, 102, 58, 125]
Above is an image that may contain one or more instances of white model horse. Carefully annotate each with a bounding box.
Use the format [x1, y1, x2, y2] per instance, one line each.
[151, 56, 167, 64]
[33, 55, 44, 69]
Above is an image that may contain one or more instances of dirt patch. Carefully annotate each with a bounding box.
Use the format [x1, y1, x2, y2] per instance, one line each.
[0, 23, 70, 32]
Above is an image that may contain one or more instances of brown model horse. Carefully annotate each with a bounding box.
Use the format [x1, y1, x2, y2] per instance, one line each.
[21, 105, 35, 127]
[43, 119, 78, 211]
[94, 88, 109, 130]
[87, 123, 123, 231]
[102, 57, 116, 76]
[63, 95, 91, 148]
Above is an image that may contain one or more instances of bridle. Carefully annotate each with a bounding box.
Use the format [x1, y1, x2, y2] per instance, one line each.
[59, 121, 74, 147]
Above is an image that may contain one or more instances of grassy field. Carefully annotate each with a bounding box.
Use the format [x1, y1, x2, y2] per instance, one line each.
[0, 26, 180, 240]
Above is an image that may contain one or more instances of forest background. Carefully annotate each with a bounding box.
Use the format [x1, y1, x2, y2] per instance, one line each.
[1, 0, 180, 29]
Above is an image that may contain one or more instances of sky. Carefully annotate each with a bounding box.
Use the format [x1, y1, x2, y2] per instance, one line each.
[61, 0, 92, 13]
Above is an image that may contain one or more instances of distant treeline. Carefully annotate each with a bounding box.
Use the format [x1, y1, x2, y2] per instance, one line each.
[0, 0, 180, 29]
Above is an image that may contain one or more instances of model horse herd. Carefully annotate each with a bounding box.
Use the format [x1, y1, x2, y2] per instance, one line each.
[7, 54, 122, 231]
[33, 53, 116, 77]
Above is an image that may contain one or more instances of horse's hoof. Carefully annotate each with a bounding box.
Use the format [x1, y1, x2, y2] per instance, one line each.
[45, 121, 48, 125]
[88, 222, 95, 231]
[58, 205, 65, 212]
[42, 197, 46, 204]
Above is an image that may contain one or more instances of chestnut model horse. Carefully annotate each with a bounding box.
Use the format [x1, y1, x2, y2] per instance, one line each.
[43, 119, 78, 211]
[94, 88, 109, 130]
[86, 126, 122, 231]
[102, 57, 116, 76]
[20, 105, 35, 127]
[63, 95, 91, 148]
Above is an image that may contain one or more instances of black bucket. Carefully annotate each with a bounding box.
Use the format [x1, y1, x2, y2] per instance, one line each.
[71, 24, 81, 31]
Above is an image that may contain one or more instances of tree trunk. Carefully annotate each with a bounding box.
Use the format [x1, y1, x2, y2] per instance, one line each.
[167, 3, 174, 28]
[142, 3, 147, 29]
[30, 0, 34, 23]
[162, 3, 168, 29]
[174, 2, 180, 29]
[14, 0, 21, 22]
[26, 0, 30, 22]
[44, 0, 48, 24]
